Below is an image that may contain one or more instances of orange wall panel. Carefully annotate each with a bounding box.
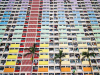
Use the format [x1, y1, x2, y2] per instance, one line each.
[83, 67, 92, 72]
[61, 68, 71, 72]
[4, 68, 14, 72]
[38, 68, 48, 72]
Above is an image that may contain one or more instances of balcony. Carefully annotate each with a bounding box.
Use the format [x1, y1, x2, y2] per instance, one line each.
[49, 49, 54, 53]
[59, 30, 66, 33]
[54, 39, 58, 42]
[70, 54, 74, 58]
[49, 43, 54, 47]
[4, 49, 9, 53]
[18, 54, 22, 59]
[0, 55, 2, 59]
[49, 60, 54, 65]
[0, 67, 4, 72]
[2, 54, 7, 59]
[70, 60, 75, 64]
[16, 60, 21, 65]
[76, 59, 81, 65]
[36, 39, 40, 42]
[55, 67, 60, 72]
[15, 66, 20, 72]
[33, 66, 38, 72]
[54, 44, 59, 47]
[77, 68, 82, 72]
[93, 67, 98, 71]
[94, 49, 98, 52]
[2, 39, 7, 42]
[49, 67, 54, 72]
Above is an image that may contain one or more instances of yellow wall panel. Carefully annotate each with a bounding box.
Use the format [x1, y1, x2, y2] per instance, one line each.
[10, 44, 19, 47]
[98, 49, 100, 52]
[59, 44, 68, 47]
[61, 49, 69, 52]
[82, 61, 89, 65]
[78, 44, 87, 47]
[79, 49, 88, 52]
[61, 61, 70, 65]
[39, 55, 48, 58]
[65, 55, 69, 58]
[40, 49, 49, 53]
[9, 49, 18, 53]
[7, 55, 17, 59]
[97, 44, 100, 47]
[39, 61, 48, 65]
[63, 55, 69, 58]
[80, 55, 87, 59]
[40, 44, 49, 47]
[5, 61, 16, 65]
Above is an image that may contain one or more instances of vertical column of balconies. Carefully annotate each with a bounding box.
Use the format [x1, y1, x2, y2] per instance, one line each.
[1, 0, 29, 73]
[22, 0, 43, 73]
[1, 0, 14, 73]
[25, 0, 39, 47]
[38, 0, 49, 73]
[37, 0, 50, 73]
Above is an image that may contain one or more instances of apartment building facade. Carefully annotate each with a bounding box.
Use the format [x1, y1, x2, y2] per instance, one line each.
[0, 0, 100, 75]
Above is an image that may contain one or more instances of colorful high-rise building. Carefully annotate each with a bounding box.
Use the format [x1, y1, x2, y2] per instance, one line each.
[0, 0, 100, 75]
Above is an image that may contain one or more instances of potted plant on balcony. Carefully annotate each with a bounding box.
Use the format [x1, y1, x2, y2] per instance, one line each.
[53, 50, 67, 75]
[72, 70, 76, 75]
[24, 44, 41, 75]
[81, 51, 96, 75]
